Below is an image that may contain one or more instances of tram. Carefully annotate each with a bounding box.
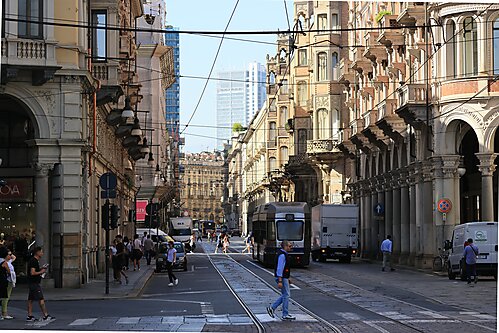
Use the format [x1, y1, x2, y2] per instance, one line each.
[251, 202, 311, 267]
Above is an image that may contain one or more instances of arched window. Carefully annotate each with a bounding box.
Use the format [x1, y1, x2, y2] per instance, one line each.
[318, 108, 329, 139]
[463, 17, 478, 76]
[332, 109, 340, 140]
[297, 81, 307, 106]
[332, 52, 338, 80]
[279, 49, 287, 63]
[280, 106, 288, 122]
[269, 157, 277, 171]
[280, 146, 288, 165]
[318, 52, 328, 81]
[269, 72, 276, 84]
[269, 122, 276, 145]
[446, 20, 456, 78]
[494, 18, 499, 75]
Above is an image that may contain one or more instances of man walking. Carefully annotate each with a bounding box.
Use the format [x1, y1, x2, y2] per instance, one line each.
[463, 238, 479, 285]
[166, 241, 178, 287]
[381, 235, 395, 272]
[143, 235, 154, 266]
[26, 247, 53, 322]
[267, 240, 295, 320]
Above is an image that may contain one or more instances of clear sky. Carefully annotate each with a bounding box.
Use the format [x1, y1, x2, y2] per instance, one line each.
[165, 0, 293, 153]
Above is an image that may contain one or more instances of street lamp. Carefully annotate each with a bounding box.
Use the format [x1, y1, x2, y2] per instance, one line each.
[121, 97, 134, 124]
[147, 152, 155, 167]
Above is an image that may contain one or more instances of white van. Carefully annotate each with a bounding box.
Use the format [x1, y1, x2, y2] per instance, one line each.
[135, 228, 173, 244]
[446, 222, 498, 280]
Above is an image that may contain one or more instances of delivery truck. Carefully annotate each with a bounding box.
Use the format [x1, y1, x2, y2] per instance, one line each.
[311, 204, 359, 263]
[170, 217, 193, 242]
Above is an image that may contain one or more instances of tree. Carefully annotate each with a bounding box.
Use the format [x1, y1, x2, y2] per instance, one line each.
[232, 123, 245, 133]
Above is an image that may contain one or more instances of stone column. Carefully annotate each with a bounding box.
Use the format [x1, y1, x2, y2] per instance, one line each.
[384, 174, 393, 242]
[400, 171, 410, 265]
[440, 155, 461, 246]
[476, 153, 498, 221]
[415, 166, 424, 267]
[34, 163, 53, 267]
[391, 174, 402, 263]
[376, 176, 385, 260]
[370, 181, 378, 259]
[422, 162, 434, 268]
[409, 172, 417, 266]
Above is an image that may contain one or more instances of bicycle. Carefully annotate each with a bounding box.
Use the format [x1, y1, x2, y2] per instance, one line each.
[432, 247, 449, 272]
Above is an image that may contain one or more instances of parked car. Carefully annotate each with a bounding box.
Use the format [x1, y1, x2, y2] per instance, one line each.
[155, 241, 188, 272]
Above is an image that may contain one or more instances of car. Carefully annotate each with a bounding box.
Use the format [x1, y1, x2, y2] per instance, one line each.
[155, 241, 188, 272]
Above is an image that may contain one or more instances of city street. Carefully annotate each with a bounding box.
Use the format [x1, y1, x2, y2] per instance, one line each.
[2, 237, 496, 332]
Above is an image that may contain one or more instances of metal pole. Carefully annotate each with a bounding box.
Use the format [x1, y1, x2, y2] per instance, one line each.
[105, 199, 110, 295]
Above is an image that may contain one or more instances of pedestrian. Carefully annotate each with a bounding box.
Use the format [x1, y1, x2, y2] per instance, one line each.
[166, 241, 178, 287]
[143, 235, 154, 265]
[132, 234, 143, 271]
[381, 235, 395, 272]
[222, 234, 230, 254]
[26, 247, 53, 322]
[207, 231, 212, 243]
[123, 236, 131, 270]
[141, 231, 148, 247]
[267, 240, 295, 320]
[111, 241, 120, 283]
[242, 232, 252, 254]
[463, 238, 479, 285]
[197, 231, 202, 242]
[115, 240, 129, 285]
[189, 233, 196, 253]
[0, 247, 10, 321]
[1, 249, 16, 319]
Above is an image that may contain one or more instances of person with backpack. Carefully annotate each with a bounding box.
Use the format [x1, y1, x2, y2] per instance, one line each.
[267, 240, 295, 321]
[463, 238, 479, 285]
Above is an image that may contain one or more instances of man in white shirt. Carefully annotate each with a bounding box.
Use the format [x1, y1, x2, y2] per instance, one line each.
[166, 241, 178, 287]
[380, 235, 395, 272]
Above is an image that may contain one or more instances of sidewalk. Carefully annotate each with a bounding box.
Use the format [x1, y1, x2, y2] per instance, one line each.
[10, 259, 154, 301]
[355, 256, 449, 277]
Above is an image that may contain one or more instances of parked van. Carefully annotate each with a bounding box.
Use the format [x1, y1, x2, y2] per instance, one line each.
[446, 222, 498, 280]
[135, 228, 173, 244]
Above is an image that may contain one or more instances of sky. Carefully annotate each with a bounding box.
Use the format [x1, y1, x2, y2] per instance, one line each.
[165, 0, 293, 153]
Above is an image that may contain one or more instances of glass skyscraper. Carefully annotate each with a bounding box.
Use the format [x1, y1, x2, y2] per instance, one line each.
[165, 26, 180, 140]
[216, 62, 266, 148]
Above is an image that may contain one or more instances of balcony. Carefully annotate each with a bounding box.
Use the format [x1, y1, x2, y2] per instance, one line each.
[396, 83, 428, 130]
[306, 139, 340, 155]
[338, 58, 355, 86]
[377, 15, 405, 48]
[397, 2, 425, 26]
[363, 32, 388, 63]
[375, 98, 405, 142]
[361, 109, 388, 149]
[350, 47, 372, 74]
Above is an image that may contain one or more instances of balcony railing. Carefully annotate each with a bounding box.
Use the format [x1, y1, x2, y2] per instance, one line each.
[306, 139, 340, 155]
[377, 15, 404, 47]
[398, 83, 427, 106]
[1, 37, 57, 67]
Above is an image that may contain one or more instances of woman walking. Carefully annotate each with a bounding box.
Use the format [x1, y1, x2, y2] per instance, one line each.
[222, 234, 230, 254]
[1, 249, 15, 319]
[132, 234, 143, 271]
[166, 241, 178, 287]
[0, 247, 10, 320]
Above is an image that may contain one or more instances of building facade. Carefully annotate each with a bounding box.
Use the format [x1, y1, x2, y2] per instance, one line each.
[181, 152, 225, 224]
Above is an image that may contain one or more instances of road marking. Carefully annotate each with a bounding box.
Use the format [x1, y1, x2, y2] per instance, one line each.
[402, 319, 460, 323]
[69, 318, 98, 326]
[472, 314, 496, 320]
[362, 320, 392, 333]
[417, 310, 448, 319]
[116, 317, 141, 324]
[245, 260, 301, 289]
[200, 302, 214, 315]
[336, 312, 361, 320]
[378, 311, 412, 320]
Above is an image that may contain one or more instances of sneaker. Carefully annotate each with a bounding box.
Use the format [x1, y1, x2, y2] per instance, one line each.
[168, 283, 174, 287]
[174, 279, 179, 285]
[282, 314, 296, 320]
[125, 277, 129, 285]
[42, 315, 54, 321]
[26, 315, 37, 322]
[3, 315, 14, 320]
[266, 306, 275, 318]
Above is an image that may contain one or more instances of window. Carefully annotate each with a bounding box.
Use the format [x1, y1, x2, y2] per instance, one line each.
[92, 10, 107, 60]
[331, 13, 338, 28]
[277, 221, 304, 241]
[18, 0, 43, 38]
[269, 122, 276, 143]
[318, 108, 329, 139]
[463, 17, 478, 76]
[280, 106, 288, 122]
[297, 81, 307, 106]
[318, 52, 328, 81]
[446, 21, 457, 78]
[298, 49, 307, 66]
[332, 52, 339, 80]
[317, 14, 328, 32]
[269, 72, 276, 84]
[269, 157, 277, 171]
[494, 18, 499, 75]
[280, 79, 288, 94]
[297, 129, 307, 154]
[269, 98, 276, 112]
[280, 146, 288, 165]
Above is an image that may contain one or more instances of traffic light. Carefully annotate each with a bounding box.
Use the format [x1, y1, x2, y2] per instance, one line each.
[110, 204, 120, 229]
[101, 202, 110, 230]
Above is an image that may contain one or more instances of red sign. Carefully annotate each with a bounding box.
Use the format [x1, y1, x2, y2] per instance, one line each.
[437, 198, 452, 213]
[136, 200, 148, 222]
[0, 178, 34, 203]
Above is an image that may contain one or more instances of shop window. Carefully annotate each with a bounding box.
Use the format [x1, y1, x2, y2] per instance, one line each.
[318, 52, 328, 81]
[92, 10, 107, 60]
[18, 0, 43, 38]
[462, 17, 478, 77]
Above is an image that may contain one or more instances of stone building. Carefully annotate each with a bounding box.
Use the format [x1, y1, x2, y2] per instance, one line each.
[0, 0, 175, 287]
[181, 152, 225, 225]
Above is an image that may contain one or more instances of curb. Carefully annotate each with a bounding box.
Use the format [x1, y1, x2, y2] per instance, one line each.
[354, 257, 449, 277]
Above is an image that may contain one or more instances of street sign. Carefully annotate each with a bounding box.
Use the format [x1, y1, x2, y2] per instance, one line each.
[99, 172, 117, 191]
[437, 198, 452, 213]
[101, 190, 117, 199]
[374, 203, 385, 215]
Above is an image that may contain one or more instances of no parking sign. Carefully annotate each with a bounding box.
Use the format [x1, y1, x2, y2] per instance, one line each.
[437, 198, 452, 213]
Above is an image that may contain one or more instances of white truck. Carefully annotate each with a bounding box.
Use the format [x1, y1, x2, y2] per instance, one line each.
[170, 217, 193, 242]
[311, 204, 359, 263]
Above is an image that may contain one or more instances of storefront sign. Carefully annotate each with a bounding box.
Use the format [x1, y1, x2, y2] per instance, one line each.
[0, 178, 34, 203]
[135, 200, 148, 222]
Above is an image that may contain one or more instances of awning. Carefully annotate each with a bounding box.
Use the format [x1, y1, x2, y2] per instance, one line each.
[136, 184, 175, 202]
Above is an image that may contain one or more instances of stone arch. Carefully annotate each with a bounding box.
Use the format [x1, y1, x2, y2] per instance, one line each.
[438, 108, 484, 154]
[483, 108, 499, 152]
[0, 85, 50, 139]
